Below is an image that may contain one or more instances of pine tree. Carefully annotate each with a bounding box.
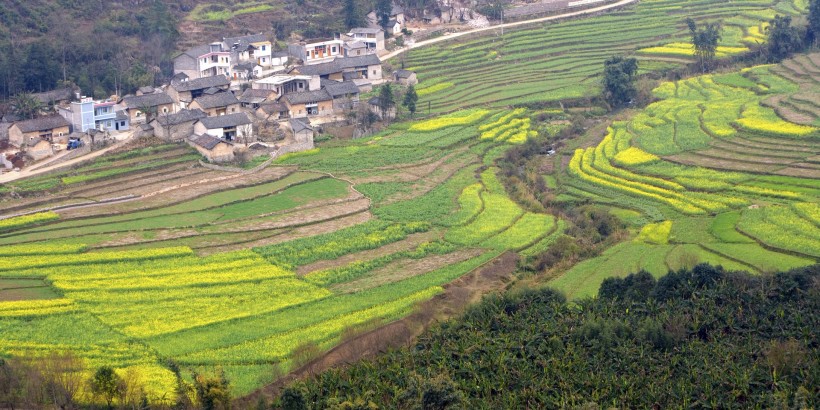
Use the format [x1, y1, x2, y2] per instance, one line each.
[403, 85, 418, 117]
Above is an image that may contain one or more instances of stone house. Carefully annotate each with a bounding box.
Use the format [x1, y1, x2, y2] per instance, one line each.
[281, 89, 334, 118]
[188, 134, 235, 163]
[8, 115, 71, 148]
[150, 109, 207, 141]
[393, 69, 418, 86]
[189, 92, 241, 117]
[167, 75, 231, 109]
[194, 112, 253, 142]
[368, 96, 397, 120]
[288, 118, 315, 147]
[322, 80, 361, 111]
[121, 93, 175, 124]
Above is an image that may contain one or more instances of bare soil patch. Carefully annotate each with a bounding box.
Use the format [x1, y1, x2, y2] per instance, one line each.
[331, 248, 486, 294]
[665, 153, 781, 173]
[774, 167, 820, 179]
[200, 211, 372, 254]
[62, 166, 297, 218]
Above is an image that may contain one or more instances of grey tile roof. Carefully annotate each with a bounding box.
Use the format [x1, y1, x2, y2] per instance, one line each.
[259, 102, 287, 115]
[171, 75, 231, 92]
[13, 115, 70, 133]
[239, 89, 273, 104]
[295, 55, 381, 76]
[122, 93, 174, 109]
[282, 89, 333, 105]
[198, 112, 252, 129]
[193, 92, 239, 109]
[289, 118, 313, 133]
[322, 80, 360, 98]
[178, 44, 211, 59]
[393, 69, 415, 79]
[189, 133, 229, 150]
[32, 88, 75, 105]
[272, 51, 290, 58]
[115, 110, 129, 121]
[138, 86, 156, 94]
[154, 109, 207, 126]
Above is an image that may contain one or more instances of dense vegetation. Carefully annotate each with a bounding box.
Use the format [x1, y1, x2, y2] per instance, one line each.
[0, 0, 178, 99]
[279, 264, 820, 409]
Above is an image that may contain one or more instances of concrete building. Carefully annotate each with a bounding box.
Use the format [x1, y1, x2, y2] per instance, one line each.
[173, 42, 232, 80]
[288, 39, 346, 65]
[59, 97, 129, 132]
[252, 74, 321, 97]
[223, 33, 273, 67]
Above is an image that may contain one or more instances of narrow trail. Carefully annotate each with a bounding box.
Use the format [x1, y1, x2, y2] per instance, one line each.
[380, 0, 639, 61]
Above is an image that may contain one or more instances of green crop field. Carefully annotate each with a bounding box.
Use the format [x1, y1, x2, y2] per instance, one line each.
[0, 0, 817, 404]
[555, 51, 819, 298]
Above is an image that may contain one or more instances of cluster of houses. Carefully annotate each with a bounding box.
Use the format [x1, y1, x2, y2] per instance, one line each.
[0, 4, 422, 168]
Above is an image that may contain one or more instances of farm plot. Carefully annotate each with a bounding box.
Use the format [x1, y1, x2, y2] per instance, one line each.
[0, 105, 561, 399]
[556, 56, 819, 296]
[397, 0, 805, 113]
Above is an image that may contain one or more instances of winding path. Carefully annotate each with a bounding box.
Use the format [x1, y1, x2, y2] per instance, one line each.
[380, 0, 640, 61]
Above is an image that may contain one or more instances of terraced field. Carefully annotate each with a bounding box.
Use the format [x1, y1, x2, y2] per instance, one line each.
[396, 0, 806, 113]
[555, 52, 820, 298]
[0, 0, 816, 403]
[0, 108, 569, 399]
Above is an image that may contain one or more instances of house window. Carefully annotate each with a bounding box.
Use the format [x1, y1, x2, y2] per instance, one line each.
[163, 108, 169, 113]
[332, 46, 337, 53]
[262, 45, 266, 51]
[299, 83, 304, 89]
[373, 70, 377, 75]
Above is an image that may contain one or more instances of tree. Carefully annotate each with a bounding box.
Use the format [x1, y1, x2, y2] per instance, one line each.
[601, 55, 638, 109]
[89, 366, 123, 409]
[10, 93, 43, 120]
[766, 15, 803, 62]
[344, 0, 366, 29]
[686, 18, 721, 73]
[809, 0, 820, 46]
[378, 84, 395, 123]
[280, 387, 307, 410]
[403, 85, 418, 117]
[192, 370, 231, 410]
[376, 0, 393, 28]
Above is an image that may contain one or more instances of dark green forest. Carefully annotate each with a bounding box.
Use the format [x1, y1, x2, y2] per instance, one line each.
[278, 264, 819, 409]
[0, 0, 178, 100]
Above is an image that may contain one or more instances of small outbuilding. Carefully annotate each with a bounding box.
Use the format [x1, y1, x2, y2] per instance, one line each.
[393, 69, 417, 86]
[188, 134, 235, 163]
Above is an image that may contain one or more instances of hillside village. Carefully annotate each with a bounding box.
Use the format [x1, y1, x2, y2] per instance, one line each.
[0, 3, 417, 169]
